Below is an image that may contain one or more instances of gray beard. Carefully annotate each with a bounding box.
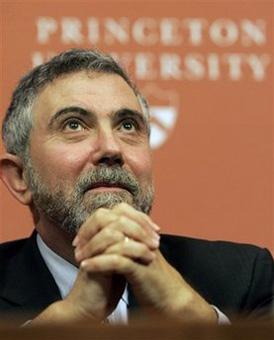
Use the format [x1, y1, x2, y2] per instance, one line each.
[25, 163, 154, 234]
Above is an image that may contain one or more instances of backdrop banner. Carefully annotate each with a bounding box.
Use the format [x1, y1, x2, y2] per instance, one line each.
[0, 0, 273, 254]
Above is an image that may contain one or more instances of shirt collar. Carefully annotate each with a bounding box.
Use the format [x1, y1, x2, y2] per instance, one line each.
[36, 233, 78, 299]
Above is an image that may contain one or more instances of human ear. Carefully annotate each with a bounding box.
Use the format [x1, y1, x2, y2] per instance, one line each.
[0, 153, 32, 205]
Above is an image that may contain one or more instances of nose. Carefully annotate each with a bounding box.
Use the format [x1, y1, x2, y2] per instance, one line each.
[92, 126, 124, 167]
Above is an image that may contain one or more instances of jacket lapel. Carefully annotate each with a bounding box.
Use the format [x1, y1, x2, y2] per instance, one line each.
[0, 232, 61, 316]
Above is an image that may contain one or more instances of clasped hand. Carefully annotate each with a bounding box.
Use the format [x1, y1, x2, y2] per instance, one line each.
[65, 203, 216, 323]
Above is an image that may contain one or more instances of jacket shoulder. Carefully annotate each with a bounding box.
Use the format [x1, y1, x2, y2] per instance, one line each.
[0, 238, 30, 262]
[160, 233, 272, 260]
[0, 237, 31, 285]
[160, 234, 274, 316]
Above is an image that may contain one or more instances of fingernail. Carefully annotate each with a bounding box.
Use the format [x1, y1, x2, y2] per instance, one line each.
[81, 260, 88, 269]
[72, 235, 79, 247]
[75, 249, 82, 261]
[151, 237, 160, 248]
[152, 223, 160, 232]
[152, 232, 160, 241]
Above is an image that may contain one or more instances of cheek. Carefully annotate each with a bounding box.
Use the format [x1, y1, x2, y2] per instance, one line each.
[125, 148, 153, 182]
[31, 143, 90, 184]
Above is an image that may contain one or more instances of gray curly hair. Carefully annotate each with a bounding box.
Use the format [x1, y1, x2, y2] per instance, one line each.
[2, 49, 149, 162]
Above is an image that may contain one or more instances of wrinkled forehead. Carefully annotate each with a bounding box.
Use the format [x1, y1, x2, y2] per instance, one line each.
[31, 71, 146, 127]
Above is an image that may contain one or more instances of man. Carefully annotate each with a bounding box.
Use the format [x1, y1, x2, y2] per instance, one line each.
[0, 49, 273, 325]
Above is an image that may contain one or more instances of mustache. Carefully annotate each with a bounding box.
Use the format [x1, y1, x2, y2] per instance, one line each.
[75, 165, 140, 196]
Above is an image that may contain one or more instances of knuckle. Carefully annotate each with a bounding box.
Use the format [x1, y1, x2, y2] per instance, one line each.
[103, 227, 113, 238]
[111, 254, 121, 267]
[139, 244, 148, 255]
[114, 202, 128, 212]
[118, 202, 128, 209]
[113, 230, 124, 242]
[118, 216, 129, 226]
[122, 240, 129, 252]
[83, 242, 93, 256]
[95, 208, 107, 220]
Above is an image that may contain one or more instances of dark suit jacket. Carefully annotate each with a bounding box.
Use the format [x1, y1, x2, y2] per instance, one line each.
[0, 232, 273, 323]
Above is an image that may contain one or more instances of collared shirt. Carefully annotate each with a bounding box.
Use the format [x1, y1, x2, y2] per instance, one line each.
[36, 234, 229, 324]
[36, 234, 128, 324]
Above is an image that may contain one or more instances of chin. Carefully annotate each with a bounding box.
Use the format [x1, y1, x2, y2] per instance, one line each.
[84, 191, 133, 211]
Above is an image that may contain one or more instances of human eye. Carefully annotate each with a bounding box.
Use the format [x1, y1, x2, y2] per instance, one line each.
[119, 118, 138, 133]
[63, 118, 85, 132]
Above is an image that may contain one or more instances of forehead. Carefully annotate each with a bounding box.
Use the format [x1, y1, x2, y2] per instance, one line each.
[32, 71, 142, 123]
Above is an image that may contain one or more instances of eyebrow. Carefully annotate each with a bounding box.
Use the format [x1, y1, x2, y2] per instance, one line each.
[48, 106, 95, 128]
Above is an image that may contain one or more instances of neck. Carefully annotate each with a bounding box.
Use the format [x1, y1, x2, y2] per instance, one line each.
[35, 219, 77, 266]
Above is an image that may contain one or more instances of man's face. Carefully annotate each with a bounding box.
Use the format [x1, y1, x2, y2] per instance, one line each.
[26, 71, 154, 233]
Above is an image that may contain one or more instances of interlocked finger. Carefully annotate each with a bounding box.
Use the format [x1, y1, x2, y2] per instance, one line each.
[73, 208, 119, 247]
[113, 203, 160, 235]
[75, 228, 125, 262]
[75, 215, 159, 262]
[104, 238, 156, 264]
